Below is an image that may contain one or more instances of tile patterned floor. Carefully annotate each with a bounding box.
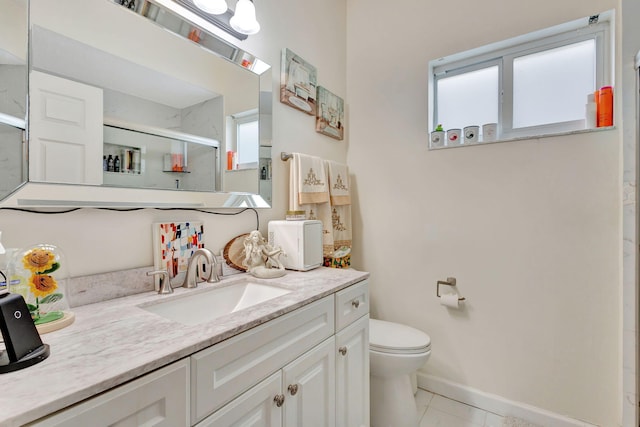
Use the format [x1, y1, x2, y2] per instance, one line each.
[416, 389, 505, 427]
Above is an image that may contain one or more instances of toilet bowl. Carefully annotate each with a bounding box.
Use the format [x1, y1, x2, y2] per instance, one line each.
[369, 318, 431, 427]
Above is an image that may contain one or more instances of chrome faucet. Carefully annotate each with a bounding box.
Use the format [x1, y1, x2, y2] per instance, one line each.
[207, 254, 221, 283]
[146, 270, 173, 294]
[182, 248, 215, 288]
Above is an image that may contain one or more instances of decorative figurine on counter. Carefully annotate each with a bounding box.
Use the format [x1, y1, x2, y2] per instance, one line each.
[243, 230, 286, 279]
[12, 244, 75, 334]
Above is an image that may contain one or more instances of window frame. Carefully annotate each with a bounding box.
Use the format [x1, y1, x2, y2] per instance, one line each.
[228, 108, 259, 169]
[433, 58, 503, 136]
[429, 11, 613, 144]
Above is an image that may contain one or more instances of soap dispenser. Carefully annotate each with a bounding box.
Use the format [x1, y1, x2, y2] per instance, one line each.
[0, 232, 50, 373]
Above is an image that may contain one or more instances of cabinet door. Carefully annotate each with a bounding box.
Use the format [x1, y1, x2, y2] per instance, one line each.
[29, 359, 190, 427]
[283, 337, 336, 427]
[29, 70, 103, 185]
[336, 315, 369, 427]
[196, 371, 282, 427]
[191, 296, 334, 423]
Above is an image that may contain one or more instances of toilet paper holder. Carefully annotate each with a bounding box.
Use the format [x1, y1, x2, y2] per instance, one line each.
[437, 277, 466, 301]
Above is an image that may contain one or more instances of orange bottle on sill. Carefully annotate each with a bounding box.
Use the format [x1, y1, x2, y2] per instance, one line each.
[597, 86, 613, 127]
[227, 151, 234, 170]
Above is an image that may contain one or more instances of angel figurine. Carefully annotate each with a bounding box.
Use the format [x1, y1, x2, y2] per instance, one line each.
[242, 230, 286, 278]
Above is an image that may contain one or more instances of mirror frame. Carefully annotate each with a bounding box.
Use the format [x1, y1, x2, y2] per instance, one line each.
[0, 0, 272, 209]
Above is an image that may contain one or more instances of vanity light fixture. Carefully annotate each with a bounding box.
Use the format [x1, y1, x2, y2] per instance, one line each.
[229, 0, 260, 35]
[190, 0, 260, 36]
[193, 0, 228, 14]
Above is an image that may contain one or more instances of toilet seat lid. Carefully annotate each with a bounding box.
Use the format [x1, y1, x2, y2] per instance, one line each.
[369, 318, 431, 354]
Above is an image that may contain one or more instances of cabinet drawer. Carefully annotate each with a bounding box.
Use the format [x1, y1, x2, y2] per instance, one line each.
[335, 279, 369, 331]
[195, 371, 282, 427]
[29, 359, 190, 427]
[191, 295, 334, 423]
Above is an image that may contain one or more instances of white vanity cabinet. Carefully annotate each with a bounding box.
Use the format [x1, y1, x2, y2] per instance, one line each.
[197, 337, 336, 427]
[190, 296, 336, 424]
[195, 371, 284, 426]
[335, 280, 370, 427]
[282, 336, 336, 426]
[196, 279, 370, 427]
[26, 278, 369, 427]
[336, 315, 369, 427]
[28, 359, 190, 427]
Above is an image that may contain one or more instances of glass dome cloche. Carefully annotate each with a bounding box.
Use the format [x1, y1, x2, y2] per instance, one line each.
[10, 244, 74, 333]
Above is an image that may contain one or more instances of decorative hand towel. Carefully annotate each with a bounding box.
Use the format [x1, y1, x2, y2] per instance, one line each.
[327, 160, 351, 206]
[330, 204, 352, 247]
[294, 153, 330, 205]
[325, 160, 352, 268]
[289, 153, 334, 256]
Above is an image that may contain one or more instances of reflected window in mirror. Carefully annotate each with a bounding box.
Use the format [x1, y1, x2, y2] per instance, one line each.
[233, 109, 259, 170]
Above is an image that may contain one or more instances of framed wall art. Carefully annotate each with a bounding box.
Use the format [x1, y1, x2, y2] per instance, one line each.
[152, 221, 205, 285]
[315, 86, 344, 140]
[280, 48, 317, 115]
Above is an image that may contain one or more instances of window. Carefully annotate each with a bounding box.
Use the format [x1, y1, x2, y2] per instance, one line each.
[429, 11, 612, 145]
[229, 109, 259, 168]
[236, 117, 259, 165]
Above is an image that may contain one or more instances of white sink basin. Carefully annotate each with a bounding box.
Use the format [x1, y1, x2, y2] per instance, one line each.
[140, 280, 291, 326]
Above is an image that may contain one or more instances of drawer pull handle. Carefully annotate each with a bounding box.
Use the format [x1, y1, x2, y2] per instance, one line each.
[352, 299, 360, 309]
[274, 394, 285, 407]
[288, 384, 299, 396]
[339, 346, 348, 356]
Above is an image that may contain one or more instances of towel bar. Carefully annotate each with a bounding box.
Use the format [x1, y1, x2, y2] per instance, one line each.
[437, 277, 466, 301]
[281, 152, 292, 161]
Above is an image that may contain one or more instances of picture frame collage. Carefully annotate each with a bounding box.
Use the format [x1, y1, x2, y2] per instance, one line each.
[280, 48, 345, 141]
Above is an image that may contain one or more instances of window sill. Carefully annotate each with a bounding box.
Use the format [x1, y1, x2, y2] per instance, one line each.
[428, 126, 616, 150]
[225, 167, 258, 173]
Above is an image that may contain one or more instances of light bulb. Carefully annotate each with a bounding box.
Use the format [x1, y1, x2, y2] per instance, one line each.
[193, 0, 228, 15]
[230, 0, 260, 35]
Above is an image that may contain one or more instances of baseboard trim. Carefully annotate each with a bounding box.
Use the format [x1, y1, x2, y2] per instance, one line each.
[416, 372, 597, 427]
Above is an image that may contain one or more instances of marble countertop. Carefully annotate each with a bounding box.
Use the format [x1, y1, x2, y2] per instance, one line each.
[0, 267, 369, 427]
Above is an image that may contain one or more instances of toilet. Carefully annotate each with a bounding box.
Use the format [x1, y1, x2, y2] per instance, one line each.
[369, 318, 431, 427]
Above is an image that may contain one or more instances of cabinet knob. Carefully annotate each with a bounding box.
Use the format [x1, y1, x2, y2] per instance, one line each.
[352, 299, 360, 309]
[288, 383, 299, 396]
[274, 394, 285, 407]
[338, 346, 348, 356]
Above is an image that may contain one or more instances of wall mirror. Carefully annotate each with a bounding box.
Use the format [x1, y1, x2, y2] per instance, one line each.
[0, 0, 272, 208]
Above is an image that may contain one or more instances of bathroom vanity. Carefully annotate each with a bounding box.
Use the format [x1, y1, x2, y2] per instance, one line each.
[0, 268, 369, 427]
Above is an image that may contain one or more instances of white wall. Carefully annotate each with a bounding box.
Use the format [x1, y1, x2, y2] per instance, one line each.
[346, 0, 621, 425]
[0, 0, 630, 424]
[620, 0, 640, 424]
[0, 0, 26, 62]
[0, 0, 347, 277]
